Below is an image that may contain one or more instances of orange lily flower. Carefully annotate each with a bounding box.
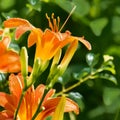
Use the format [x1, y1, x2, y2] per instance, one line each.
[4, 14, 91, 61]
[0, 36, 21, 73]
[0, 73, 79, 120]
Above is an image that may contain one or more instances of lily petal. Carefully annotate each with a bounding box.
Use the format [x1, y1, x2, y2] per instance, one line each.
[35, 84, 45, 103]
[35, 97, 79, 120]
[0, 110, 13, 120]
[76, 36, 92, 50]
[0, 37, 11, 55]
[0, 92, 16, 112]
[43, 89, 55, 103]
[0, 51, 21, 73]
[43, 97, 79, 114]
[4, 18, 31, 28]
[28, 28, 43, 47]
[9, 73, 24, 99]
[15, 26, 32, 40]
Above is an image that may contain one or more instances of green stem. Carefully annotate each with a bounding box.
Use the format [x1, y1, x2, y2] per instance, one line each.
[56, 69, 101, 96]
[32, 88, 48, 120]
[14, 90, 25, 120]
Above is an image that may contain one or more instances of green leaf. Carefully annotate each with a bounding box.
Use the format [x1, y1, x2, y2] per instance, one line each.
[0, 73, 8, 82]
[86, 53, 99, 67]
[27, 0, 41, 12]
[73, 67, 90, 80]
[9, 41, 20, 53]
[99, 73, 117, 85]
[0, 73, 8, 92]
[54, 0, 90, 17]
[68, 92, 85, 111]
[1, 10, 17, 19]
[112, 16, 120, 34]
[102, 58, 116, 74]
[90, 18, 108, 36]
[103, 87, 120, 106]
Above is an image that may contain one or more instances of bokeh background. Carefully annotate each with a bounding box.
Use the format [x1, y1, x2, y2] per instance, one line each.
[0, 0, 120, 120]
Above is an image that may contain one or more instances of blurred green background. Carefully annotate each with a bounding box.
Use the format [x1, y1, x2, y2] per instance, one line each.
[0, 0, 120, 120]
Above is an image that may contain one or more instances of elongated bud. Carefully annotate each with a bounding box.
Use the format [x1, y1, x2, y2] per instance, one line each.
[52, 96, 66, 120]
[20, 47, 28, 77]
[59, 40, 78, 74]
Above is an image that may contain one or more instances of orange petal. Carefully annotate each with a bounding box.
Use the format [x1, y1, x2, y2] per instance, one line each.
[15, 26, 32, 40]
[35, 84, 45, 103]
[0, 51, 21, 73]
[4, 18, 31, 28]
[35, 108, 53, 120]
[65, 98, 79, 114]
[43, 89, 55, 104]
[24, 86, 35, 119]
[0, 110, 13, 120]
[28, 28, 43, 47]
[0, 92, 16, 112]
[43, 97, 79, 114]
[9, 73, 24, 99]
[36, 97, 79, 120]
[77, 36, 92, 50]
[0, 37, 11, 55]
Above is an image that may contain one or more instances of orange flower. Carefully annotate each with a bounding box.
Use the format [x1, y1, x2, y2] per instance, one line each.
[0, 36, 21, 73]
[0, 73, 79, 120]
[4, 14, 91, 61]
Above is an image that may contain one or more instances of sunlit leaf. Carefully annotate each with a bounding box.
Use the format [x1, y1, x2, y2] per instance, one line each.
[99, 73, 117, 85]
[103, 55, 114, 62]
[102, 60, 116, 74]
[86, 53, 99, 67]
[90, 18, 108, 36]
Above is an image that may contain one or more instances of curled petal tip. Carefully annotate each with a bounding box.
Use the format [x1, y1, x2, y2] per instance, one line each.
[78, 37, 92, 50]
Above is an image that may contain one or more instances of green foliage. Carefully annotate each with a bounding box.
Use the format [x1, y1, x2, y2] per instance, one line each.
[89, 18, 108, 36]
[0, 0, 120, 120]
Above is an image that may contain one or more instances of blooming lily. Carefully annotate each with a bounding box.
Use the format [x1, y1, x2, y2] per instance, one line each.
[0, 73, 79, 120]
[4, 14, 91, 62]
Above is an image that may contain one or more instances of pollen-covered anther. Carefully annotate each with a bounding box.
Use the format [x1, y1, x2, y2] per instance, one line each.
[46, 13, 60, 32]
